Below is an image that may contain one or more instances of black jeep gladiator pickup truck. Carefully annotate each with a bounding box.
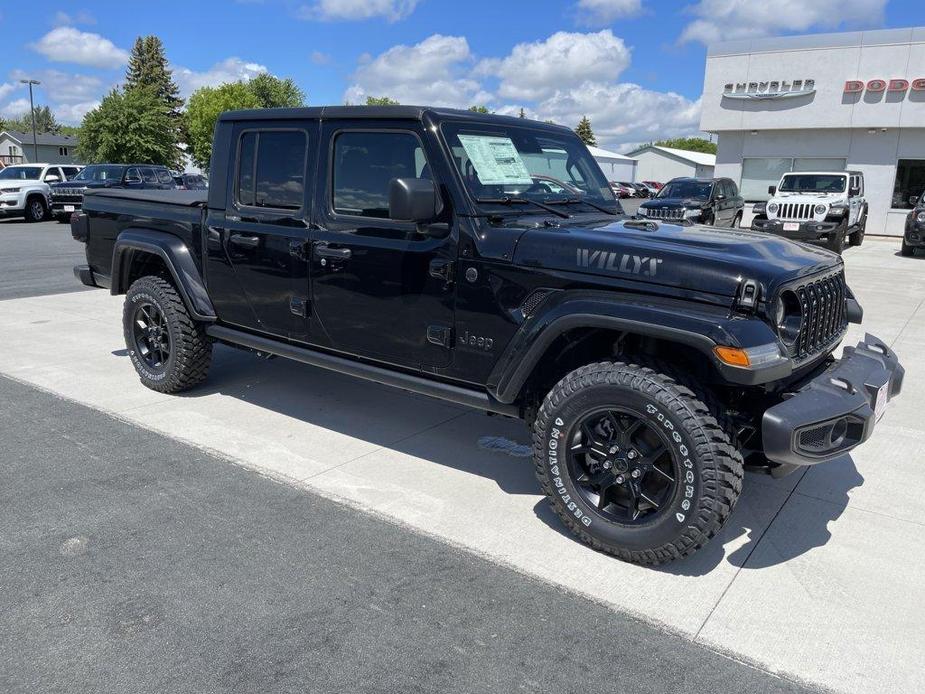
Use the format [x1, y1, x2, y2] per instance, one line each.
[71, 106, 904, 565]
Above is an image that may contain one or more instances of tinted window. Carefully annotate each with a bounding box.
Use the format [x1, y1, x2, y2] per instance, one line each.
[61, 167, 79, 179]
[236, 130, 306, 210]
[125, 168, 142, 183]
[156, 169, 174, 185]
[333, 131, 426, 218]
[728, 180, 738, 197]
[141, 168, 158, 184]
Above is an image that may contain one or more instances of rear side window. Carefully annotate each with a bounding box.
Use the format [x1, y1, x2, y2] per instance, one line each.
[236, 130, 307, 210]
[726, 181, 738, 197]
[156, 169, 174, 185]
[332, 131, 426, 218]
[141, 167, 158, 184]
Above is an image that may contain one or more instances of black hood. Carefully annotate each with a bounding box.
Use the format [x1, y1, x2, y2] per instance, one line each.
[641, 197, 707, 209]
[51, 180, 113, 190]
[512, 218, 839, 300]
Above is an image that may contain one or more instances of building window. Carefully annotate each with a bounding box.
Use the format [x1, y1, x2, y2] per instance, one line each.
[892, 160, 925, 210]
[740, 157, 847, 201]
[58, 147, 68, 156]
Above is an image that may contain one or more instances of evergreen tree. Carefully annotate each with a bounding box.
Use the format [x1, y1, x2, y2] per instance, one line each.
[125, 35, 183, 117]
[365, 96, 399, 106]
[468, 105, 489, 113]
[575, 116, 597, 147]
[4, 106, 61, 134]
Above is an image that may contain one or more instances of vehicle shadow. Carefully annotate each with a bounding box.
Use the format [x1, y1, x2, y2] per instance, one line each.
[112, 344, 865, 569]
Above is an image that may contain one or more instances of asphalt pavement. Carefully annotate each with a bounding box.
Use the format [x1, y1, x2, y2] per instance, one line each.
[0, 374, 812, 694]
[0, 218, 89, 300]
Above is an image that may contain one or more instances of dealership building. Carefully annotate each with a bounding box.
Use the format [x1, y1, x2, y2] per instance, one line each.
[701, 27, 925, 236]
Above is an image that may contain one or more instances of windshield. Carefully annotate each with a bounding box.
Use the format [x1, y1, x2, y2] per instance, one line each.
[0, 166, 42, 180]
[779, 174, 846, 193]
[74, 165, 125, 182]
[440, 122, 618, 211]
[657, 180, 712, 199]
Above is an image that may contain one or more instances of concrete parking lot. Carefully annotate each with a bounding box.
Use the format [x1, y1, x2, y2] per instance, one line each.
[1, 219, 922, 693]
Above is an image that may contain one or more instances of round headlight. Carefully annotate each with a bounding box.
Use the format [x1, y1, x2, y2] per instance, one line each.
[767, 202, 778, 214]
[916, 210, 925, 223]
[775, 290, 803, 347]
[814, 204, 827, 216]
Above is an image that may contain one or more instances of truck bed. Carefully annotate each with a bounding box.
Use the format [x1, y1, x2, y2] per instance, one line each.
[86, 189, 208, 206]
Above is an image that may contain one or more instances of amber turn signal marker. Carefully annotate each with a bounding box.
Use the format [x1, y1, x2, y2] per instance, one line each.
[713, 346, 750, 367]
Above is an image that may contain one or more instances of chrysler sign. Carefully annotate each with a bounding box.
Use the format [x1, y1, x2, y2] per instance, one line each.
[723, 79, 816, 100]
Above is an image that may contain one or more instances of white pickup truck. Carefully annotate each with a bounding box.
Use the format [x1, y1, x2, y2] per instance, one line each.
[751, 171, 867, 254]
[0, 163, 79, 222]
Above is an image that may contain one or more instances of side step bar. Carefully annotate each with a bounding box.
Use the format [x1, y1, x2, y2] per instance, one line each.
[206, 325, 520, 418]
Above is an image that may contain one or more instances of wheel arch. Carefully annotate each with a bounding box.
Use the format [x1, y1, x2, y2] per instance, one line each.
[487, 290, 771, 405]
[112, 229, 215, 321]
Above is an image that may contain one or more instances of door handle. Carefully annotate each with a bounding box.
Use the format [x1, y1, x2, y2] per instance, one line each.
[315, 246, 352, 260]
[229, 233, 260, 248]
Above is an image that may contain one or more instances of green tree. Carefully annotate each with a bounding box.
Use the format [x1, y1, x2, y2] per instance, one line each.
[575, 116, 596, 147]
[468, 105, 489, 113]
[184, 82, 261, 169]
[365, 96, 399, 106]
[78, 87, 183, 168]
[246, 73, 305, 109]
[652, 137, 716, 155]
[4, 106, 61, 134]
[125, 35, 183, 117]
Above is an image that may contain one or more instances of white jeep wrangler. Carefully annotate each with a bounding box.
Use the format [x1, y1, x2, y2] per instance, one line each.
[0, 163, 70, 222]
[751, 171, 867, 254]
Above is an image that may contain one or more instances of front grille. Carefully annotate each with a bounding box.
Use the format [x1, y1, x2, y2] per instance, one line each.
[777, 203, 815, 220]
[53, 188, 85, 198]
[789, 270, 848, 360]
[799, 424, 831, 451]
[645, 207, 683, 221]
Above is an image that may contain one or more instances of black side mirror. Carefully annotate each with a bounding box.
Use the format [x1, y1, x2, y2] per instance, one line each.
[715, 193, 726, 201]
[768, 185, 777, 196]
[849, 187, 860, 197]
[389, 178, 438, 223]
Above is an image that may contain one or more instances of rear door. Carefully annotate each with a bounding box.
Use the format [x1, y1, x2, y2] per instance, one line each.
[205, 124, 313, 339]
[307, 123, 456, 369]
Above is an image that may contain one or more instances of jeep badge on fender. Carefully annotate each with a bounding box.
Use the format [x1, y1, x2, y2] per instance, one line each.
[71, 105, 903, 566]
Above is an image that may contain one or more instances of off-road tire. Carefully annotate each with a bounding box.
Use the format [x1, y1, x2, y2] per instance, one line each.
[827, 220, 847, 254]
[123, 275, 211, 393]
[902, 240, 915, 257]
[849, 216, 865, 247]
[25, 195, 46, 223]
[532, 361, 743, 565]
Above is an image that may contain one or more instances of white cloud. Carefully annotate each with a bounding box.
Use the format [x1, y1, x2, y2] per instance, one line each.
[10, 69, 104, 105]
[299, 0, 420, 21]
[310, 50, 332, 64]
[536, 81, 702, 150]
[173, 57, 269, 98]
[344, 35, 491, 108]
[0, 82, 19, 102]
[1, 98, 32, 119]
[52, 10, 96, 26]
[576, 0, 643, 25]
[479, 30, 631, 101]
[30, 26, 128, 68]
[679, 0, 887, 44]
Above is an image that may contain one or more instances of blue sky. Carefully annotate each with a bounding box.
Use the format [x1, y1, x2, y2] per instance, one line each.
[0, 0, 916, 151]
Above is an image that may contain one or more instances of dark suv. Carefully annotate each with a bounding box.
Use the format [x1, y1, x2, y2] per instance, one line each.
[50, 163, 175, 222]
[637, 177, 744, 227]
[902, 192, 925, 256]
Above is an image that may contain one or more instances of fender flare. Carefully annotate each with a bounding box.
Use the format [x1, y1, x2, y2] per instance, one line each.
[112, 228, 215, 321]
[487, 290, 788, 403]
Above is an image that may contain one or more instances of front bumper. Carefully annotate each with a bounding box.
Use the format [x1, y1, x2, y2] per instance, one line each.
[752, 217, 841, 241]
[762, 334, 903, 467]
[51, 200, 83, 216]
[904, 222, 925, 248]
[0, 191, 27, 214]
[73, 264, 97, 288]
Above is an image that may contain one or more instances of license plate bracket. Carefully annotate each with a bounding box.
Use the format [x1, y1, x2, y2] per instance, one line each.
[874, 383, 889, 421]
[63, 205, 75, 212]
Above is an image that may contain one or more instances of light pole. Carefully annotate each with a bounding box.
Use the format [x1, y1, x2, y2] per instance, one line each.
[19, 79, 41, 163]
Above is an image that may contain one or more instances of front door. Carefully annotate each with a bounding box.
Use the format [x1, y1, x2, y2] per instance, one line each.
[205, 126, 313, 339]
[308, 124, 456, 370]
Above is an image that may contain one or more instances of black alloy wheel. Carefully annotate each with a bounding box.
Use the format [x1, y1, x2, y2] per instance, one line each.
[131, 301, 171, 371]
[567, 407, 678, 524]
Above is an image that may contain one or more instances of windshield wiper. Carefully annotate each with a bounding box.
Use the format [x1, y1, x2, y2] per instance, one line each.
[547, 197, 620, 216]
[477, 196, 570, 219]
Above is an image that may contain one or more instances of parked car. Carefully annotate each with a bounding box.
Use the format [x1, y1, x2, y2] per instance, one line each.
[173, 173, 208, 190]
[751, 171, 867, 254]
[902, 192, 925, 256]
[50, 163, 176, 222]
[71, 106, 903, 566]
[640, 182, 660, 196]
[609, 181, 635, 198]
[0, 163, 78, 222]
[643, 180, 663, 191]
[629, 182, 650, 198]
[636, 177, 744, 227]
